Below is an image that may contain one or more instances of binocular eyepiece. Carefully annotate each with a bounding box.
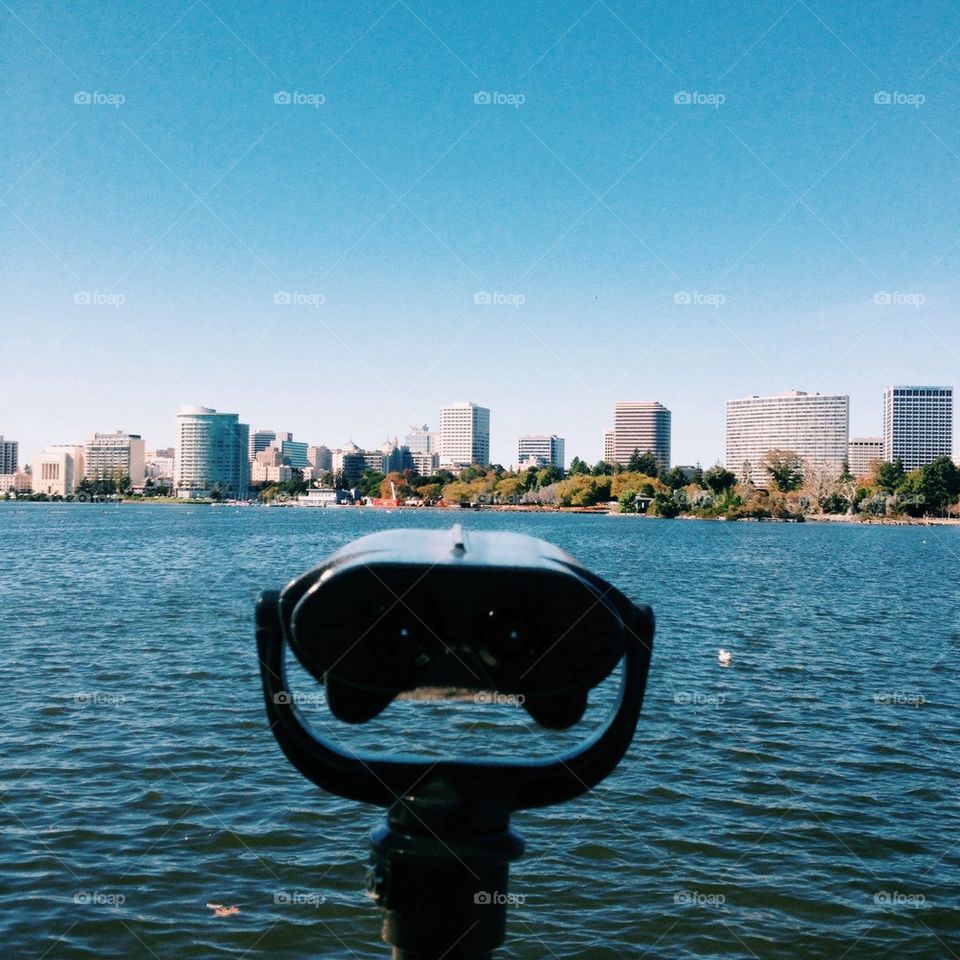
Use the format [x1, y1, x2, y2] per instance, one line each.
[274, 525, 644, 729]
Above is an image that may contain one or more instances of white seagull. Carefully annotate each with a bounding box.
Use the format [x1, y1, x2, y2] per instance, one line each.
[718, 648, 733, 666]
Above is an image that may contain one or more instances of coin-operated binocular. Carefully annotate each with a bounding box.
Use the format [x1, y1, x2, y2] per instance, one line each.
[257, 526, 654, 959]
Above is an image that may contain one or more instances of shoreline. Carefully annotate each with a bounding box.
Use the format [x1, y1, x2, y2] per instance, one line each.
[3, 499, 958, 525]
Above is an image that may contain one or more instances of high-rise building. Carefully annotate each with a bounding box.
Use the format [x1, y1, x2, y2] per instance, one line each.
[612, 402, 671, 469]
[725, 390, 849, 486]
[84, 431, 146, 487]
[883, 386, 953, 470]
[275, 438, 309, 469]
[307, 445, 333, 475]
[175, 405, 250, 499]
[848, 437, 885, 478]
[249, 429, 277, 460]
[33, 445, 85, 497]
[405, 425, 439, 453]
[517, 435, 565, 471]
[145, 449, 175, 482]
[411, 451, 440, 475]
[0, 436, 18, 474]
[603, 430, 614, 464]
[439, 402, 490, 468]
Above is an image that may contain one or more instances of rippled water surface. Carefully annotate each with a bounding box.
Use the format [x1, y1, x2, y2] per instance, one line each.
[2, 505, 959, 958]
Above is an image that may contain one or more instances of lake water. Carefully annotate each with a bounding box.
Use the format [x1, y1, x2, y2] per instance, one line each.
[1, 504, 958, 958]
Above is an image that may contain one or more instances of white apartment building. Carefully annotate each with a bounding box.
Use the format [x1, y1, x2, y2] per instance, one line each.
[145, 449, 175, 482]
[0, 436, 18, 474]
[175, 406, 250, 499]
[439, 402, 490, 468]
[411, 450, 440, 475]
[612, 402, 671, 469]
[725, 390, 849, 486]
[603, 430, 614, 464]
[517, 434, 565, 471]
[883, 386, 953, 471]
[85, 431, 146, 487]
[33, 445, 85, 497]
[848, 437, 885, 478]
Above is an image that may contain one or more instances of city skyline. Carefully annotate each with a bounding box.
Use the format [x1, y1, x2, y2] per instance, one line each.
[3, 3, 960, 468]
[4, 382, 955, 482]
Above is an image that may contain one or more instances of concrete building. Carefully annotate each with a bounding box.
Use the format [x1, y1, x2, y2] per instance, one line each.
[883, 386, 953, 471]
[848, 437, 885, 478]
[411, 451, 440, 475]
[725, 390, 849, 486]
[0, 436, 18, 475]
[251, 447, 294, 485]
[275, 438, 309, 469]
[612, 402, 672, 469]
[332, 443, 367, 487]
[0, 470, 32, 494]
[84, 431, 145, 487]
[517, 435, 565, 471]
[406, 425, 439, 454]
[439, 402, 490, 468]
[33, 445, 85, 497]
[307, 445, 333, 474]
[175, 405, 250, 499]
[249, 429, 277, 460]
[603, 430, 615, 464]
[145, 448, 175, 482]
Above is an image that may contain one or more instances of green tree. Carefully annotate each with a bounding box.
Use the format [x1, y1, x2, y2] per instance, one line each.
[762, 449, 804, 492]
[591, 461, 614, 476]
[358, 469, 386, 497]
[874, 458, 906, 494]
[703, 465, 737, 494]
[568, 457, 589, 476]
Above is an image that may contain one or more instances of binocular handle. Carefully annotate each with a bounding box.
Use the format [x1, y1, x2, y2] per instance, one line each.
[256, 590, 653, 811]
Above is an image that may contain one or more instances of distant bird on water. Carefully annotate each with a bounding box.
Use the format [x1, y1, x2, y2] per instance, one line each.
[718, 649, 732, 666]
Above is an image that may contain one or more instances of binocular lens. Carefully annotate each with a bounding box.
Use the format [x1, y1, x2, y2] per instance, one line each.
[480, 609, 546, 667]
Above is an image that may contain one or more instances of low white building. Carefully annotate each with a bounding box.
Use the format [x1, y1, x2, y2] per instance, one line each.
[33, 445, 85, 497]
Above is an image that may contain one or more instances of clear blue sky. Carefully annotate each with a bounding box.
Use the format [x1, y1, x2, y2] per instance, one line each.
[3, 0, 959, 466]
